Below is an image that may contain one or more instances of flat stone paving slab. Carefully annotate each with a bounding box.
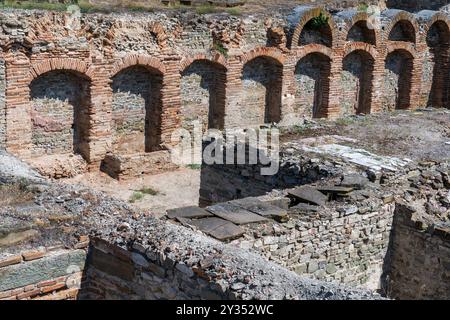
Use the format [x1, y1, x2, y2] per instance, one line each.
[181, 217, 245, 241]
[167, 206, 213, 219]
[289, 203, 320, 213]
[288, 186, 328, 206]
[206, 203, 269, 225]
[317, 186, 354, 195]
[230, 198, 289, 222]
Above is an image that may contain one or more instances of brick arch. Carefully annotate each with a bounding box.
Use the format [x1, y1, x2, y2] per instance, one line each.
[344, 13, 381, 46]
[179, 54, 227, 73]
[241, 50, 284, 124]
[110, 54, 166, 78]
[290, 44, 333, 65]
[384, 12, 419, 43]
[180, 56, 228, 130]
[291, 8, 338, 49]
[424, 13, 450, 108]
[341, 48, 376, 115]
[343, 42, 378, 60]
[385, 42, 417, 59]
[384, 48, 415, 110]
[425, 14, 450, 45]
[28, 59, 93, 161]
[293, 50, 332, 118]
[29, 58, 91, 82]
[240, 47, 285, 66]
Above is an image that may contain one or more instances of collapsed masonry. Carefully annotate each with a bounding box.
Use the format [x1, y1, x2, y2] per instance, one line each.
[0, 150, 381, 300]
[0, 4, 450, 178]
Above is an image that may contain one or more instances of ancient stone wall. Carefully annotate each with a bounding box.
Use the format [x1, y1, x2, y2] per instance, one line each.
[386, 0, 450, 12]
[29, 70, 91, 158]
[0, 247, 88, 300]
[0, 6, 448, 177]
[233, 202, 395, 291]
[0, 58, 5, 149]
[388, 204, 450, 299]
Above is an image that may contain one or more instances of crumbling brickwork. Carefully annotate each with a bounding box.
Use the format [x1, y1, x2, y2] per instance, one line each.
[0, 5, 448, 177]
[0, 58, 5, 149]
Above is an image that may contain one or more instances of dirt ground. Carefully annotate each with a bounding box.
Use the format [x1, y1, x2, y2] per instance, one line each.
[282, 109, 450, 162]
[63, 167, 200, 218]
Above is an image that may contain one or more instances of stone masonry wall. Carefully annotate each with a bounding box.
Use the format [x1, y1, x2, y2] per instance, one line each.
[295, 53, 331, 118]
[181, 60, 226, 131]
[111, 66, 162, 154]
[233, 202, 395, 291]
[386, 0, 450, 12]
[0, 5, 447, 176]
[29, 70, 91, 158]
[81, 230, 381, 300]
[388, 204, 450, 299]
[0, 58, 5, 149]
[0, 246, 88, 300]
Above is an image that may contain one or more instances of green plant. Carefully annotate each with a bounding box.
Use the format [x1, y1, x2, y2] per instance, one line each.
[0, 0, 68, 11]
[212, 42, 228, 57]
[358, 3, 369, 13]
[308, 12, 329, 30]
[138, 187, 159, 196]
[129, 191, 144, 203]
[186, 163, 202, 170]
[196, 4, 218, 15]
[226, 7, 241, 16]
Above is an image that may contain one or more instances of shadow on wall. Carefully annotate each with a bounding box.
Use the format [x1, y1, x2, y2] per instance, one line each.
[198, 140, 337, 206]
[111, 65, 163, 155]
[341, 50, 374, 116]
[241, 56, 283, 125]
[426, 20, 450, 109]
[180, 59, 227, 131]
[29, 70, 91, 160]
[384, 50, 414, 111]
[295, 53, 331, 118]
[386, 0, 450, 12]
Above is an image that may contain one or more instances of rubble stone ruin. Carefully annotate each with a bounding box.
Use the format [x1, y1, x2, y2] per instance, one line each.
[0, 0, 449, 301]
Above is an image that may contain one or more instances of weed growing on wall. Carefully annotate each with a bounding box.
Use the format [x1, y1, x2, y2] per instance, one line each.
[212, 42, 229, 58]
[309, 12, 329, 30]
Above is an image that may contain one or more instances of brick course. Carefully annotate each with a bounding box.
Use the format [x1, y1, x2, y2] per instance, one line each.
[0, 6, 448, 177]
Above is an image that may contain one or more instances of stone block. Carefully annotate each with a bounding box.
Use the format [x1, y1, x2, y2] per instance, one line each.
[0, 250, 86, 292]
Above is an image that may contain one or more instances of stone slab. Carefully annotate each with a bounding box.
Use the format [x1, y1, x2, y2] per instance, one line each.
[288, 186, 328, 206]
[230, 198, 289, 222]
[289, 203, 320, 213]
[317, 186, 354, 195]
[0, 250, 86, 292]
[185, 217, 245, 241]
[206, 203, 269, 225]
[167, 206, 213, 219]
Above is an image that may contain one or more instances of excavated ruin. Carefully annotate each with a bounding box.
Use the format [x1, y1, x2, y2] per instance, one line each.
[0, 0, 449, 300]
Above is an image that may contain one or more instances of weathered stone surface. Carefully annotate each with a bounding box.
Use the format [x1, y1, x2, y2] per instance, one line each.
[89, 247, 134, 282]
[0, 250, 86, 291]
[230, 198, 289, 222]
[317, 186, 354, 196]
[289, 203, 320, 213]
[167, 206, 213, 219]
[288, 186, 328, 206]
[206, 203, 269, 225]
[341, 174, 370, 190]
[185, 217, 245, 241]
